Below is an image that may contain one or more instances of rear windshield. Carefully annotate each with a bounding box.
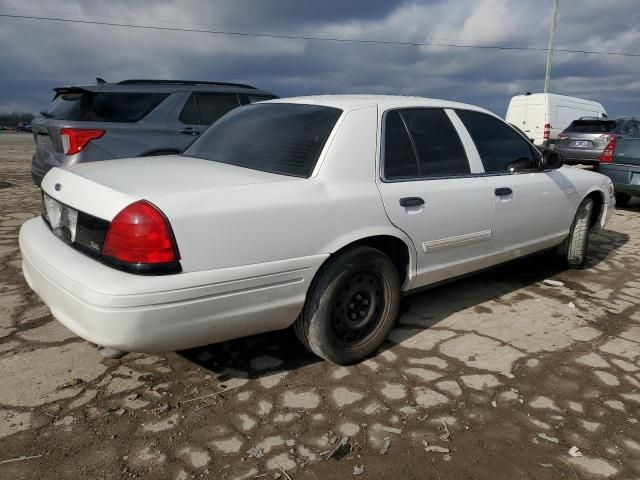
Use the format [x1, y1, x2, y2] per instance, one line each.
[42, 91, 168, 122]
[565, 120, 617, 133]
[183, 103, 342, 177]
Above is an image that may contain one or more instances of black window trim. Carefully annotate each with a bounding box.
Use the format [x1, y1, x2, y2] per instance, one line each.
[379, 107, 474, 183]
[178, 92, 242, 125]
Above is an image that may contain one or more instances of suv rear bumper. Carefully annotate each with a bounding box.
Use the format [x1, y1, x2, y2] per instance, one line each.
[20, 217, 325, 352]
[598, 163, 640, 197]
[555, 147, 602, 165]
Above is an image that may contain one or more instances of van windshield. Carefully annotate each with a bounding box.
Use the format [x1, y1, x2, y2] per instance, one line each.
[183, 103, 342, 177]
[565, 120, 617, 133]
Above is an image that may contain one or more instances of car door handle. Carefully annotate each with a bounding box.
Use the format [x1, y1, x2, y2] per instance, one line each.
[399, 197, 424, 207]
[495, 187, 513, 196]
[178, 128, 200, 135]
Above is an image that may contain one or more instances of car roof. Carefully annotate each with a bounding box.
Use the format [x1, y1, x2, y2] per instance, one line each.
[265, 94, 495, 115]
[53, 81, 275, 96]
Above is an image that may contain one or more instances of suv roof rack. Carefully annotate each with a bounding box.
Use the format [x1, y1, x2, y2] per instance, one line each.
[117, 79, 256, 89]
[577, 116, 603, 120]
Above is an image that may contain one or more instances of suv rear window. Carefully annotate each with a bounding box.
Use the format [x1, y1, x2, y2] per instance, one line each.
[565, 120, 617, 133]
[184, 103, 342, 177]
[43, 91, 168, 122]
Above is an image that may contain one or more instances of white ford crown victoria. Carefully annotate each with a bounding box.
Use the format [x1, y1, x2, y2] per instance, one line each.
[20, 95, 614, 364]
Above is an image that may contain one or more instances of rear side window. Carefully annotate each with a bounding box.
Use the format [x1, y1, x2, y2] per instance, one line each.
[456, 110, 538, 173]
[383, 109, 469, 180]
[383, 111, 419, 179]
[179, 93, 241, 125]
[565, 120, 617, 133]
[402, 109, 469, 177]
[183, 103, 342, 177]
[43, 92, 168, 122]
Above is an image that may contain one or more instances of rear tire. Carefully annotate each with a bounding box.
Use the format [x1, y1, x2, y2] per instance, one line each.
[294, 246, 400, 365]
[615, 192, 631, 208]
[559, 197, 594, 269]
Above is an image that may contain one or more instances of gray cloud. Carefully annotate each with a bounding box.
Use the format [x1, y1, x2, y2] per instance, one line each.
[0, 0, 639, 117]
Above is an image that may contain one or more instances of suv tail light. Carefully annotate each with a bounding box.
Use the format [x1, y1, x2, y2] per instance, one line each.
[599, 137, 617, 164]
[60, 127, 105, 155]
[558, 132, 568, 140]
[102, 200, 181, 274]
[543, 123, 551, 140]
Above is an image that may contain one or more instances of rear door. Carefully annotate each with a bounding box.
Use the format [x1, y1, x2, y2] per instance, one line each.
[376, 108, 494, 288]
[171, 93, 241, 151]
[455, 110, 572, 261]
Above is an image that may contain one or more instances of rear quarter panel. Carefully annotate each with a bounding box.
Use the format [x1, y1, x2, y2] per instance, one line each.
[148, 105, 417, 279]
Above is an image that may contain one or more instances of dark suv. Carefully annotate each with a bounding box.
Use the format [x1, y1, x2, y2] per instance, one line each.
[555, 116, 640, 167]
[30, 79, 277, 186]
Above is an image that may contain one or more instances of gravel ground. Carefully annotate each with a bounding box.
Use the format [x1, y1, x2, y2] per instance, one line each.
[1, 133, 639, 480]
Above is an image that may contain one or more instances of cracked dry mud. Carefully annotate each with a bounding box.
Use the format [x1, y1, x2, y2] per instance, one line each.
[1, 133, 639, 479]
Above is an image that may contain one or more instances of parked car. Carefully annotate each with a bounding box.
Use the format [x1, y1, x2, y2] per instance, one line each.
[598, 137, 640, 207]
[555, 116, 640, 167]
[19, 95, 614, 364]
[506, 93, 607, 148]
[30, 79, 277, 186]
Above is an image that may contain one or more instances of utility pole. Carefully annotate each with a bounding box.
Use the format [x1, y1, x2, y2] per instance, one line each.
[544, 0, 559, 93]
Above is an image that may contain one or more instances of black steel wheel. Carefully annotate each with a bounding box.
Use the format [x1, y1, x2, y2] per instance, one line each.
[294, 246, 401, 364]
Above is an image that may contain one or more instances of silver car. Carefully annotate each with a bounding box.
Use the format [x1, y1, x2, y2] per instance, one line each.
[555, 116, 640, 167]
[30, 79, 277, 186]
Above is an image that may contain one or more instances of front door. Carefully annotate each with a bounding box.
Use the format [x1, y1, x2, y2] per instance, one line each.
[376, 108, 494, 288]
[455, 109, 571, 262]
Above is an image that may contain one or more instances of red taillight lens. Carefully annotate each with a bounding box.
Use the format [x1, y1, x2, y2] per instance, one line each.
[599, 137, 617, 163]
[60, 127, 105, 155]
[558, 132, 568, 140]
[103, 201, 178, 265]
[543, 123, 551, 140]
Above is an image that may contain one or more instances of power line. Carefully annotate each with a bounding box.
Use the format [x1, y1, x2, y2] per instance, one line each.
[1, 12, 639, 58]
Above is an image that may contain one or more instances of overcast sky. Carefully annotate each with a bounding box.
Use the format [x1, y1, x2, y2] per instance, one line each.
[1, 0, 639, 117]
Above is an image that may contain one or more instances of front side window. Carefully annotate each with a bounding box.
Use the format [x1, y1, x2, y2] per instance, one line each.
[183, 103, 342, 177]
[456, 110, 539, 173]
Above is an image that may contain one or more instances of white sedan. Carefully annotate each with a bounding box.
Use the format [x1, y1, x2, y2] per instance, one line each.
[19, 95, 615, 364]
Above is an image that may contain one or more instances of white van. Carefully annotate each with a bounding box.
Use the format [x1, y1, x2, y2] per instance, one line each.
[506, 93, 607, 147]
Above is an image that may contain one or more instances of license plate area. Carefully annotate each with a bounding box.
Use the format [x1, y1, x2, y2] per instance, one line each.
[573, 140, 589, 148]
[43, 193, 78, 242]
[631, 173, 640, 186]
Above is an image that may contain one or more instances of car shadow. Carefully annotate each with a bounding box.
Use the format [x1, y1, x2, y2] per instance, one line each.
[179, 227, 628, 378]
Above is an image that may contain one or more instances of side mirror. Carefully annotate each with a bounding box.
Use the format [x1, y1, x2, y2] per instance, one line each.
[543, 150, 564, 170]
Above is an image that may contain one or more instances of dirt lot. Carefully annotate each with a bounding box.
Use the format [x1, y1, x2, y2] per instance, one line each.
[0, 133, 639, 480]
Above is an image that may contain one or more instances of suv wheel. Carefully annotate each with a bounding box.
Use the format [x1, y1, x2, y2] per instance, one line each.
[294, 246, 400, 365]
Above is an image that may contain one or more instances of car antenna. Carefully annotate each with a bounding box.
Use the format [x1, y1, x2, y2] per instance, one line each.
[96, 77, 107, 84]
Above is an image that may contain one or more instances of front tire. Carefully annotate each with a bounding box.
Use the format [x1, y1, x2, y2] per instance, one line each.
[294, 246, 400, 365]
[559, 197, 594, 269]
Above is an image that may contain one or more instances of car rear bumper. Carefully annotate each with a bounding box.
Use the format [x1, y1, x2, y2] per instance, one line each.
[19, 217, 326, 352]
[598, 163, 640, 197]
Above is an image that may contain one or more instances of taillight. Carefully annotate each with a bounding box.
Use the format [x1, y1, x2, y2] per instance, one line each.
[102, 200, 180, 273]
[543, 123, 551, 140]
[60, 127, 105, 155]
[558, 132, 568, 140]
[599, 137, 617, 164]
